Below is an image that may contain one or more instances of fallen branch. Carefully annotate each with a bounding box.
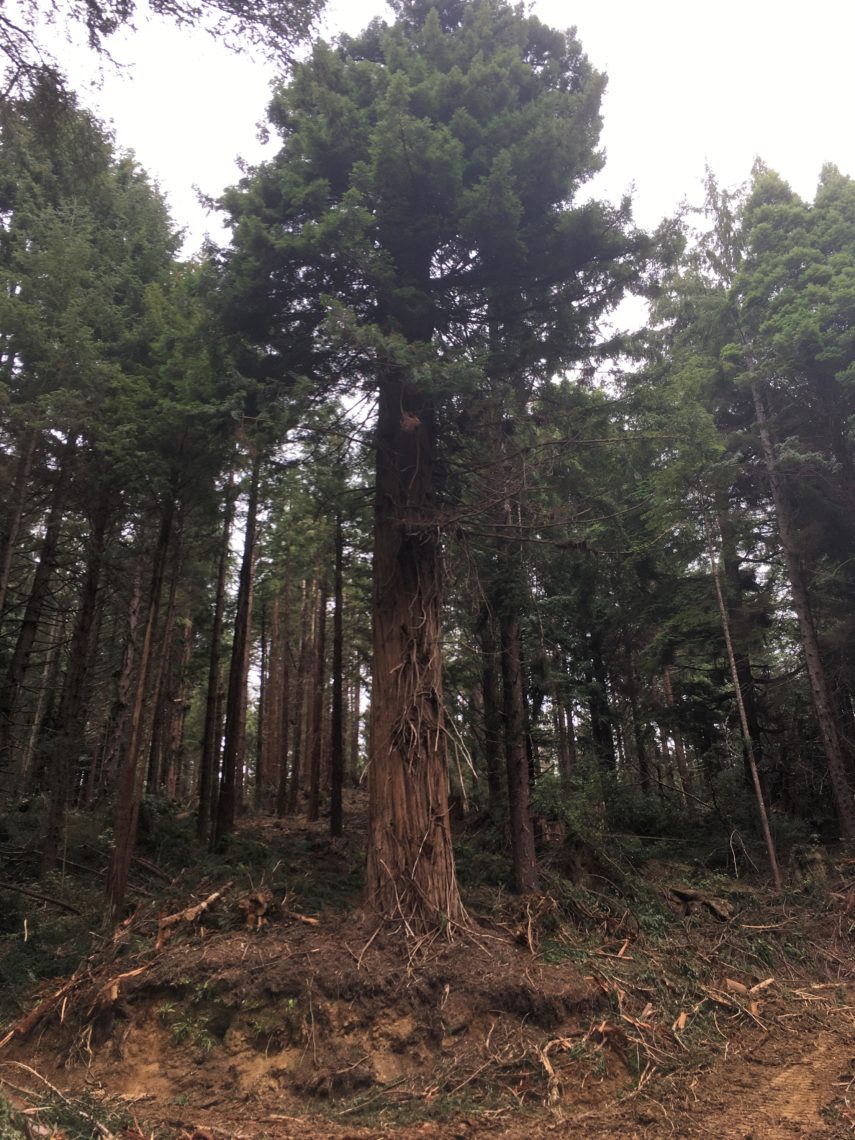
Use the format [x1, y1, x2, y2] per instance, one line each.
[0, 972, 84, 1049]
[0, 880, 81, 914]
[0, 1060, 117, 1138]
[132, 855, 172, 883]
[283, 909, 320, 927]
[155, 882, 232, 951]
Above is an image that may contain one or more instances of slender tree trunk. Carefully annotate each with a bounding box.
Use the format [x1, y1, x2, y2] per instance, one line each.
[622, 629, 655, 792]
[197, 476, 235, 842]
[478, 606, 505, 818]
[705, 510, 782, 888]
[96, 560, 143, 801]
[145, 534, 182, 797]
[752, 381, 855, 838]
[307, 578, 328, 823]
[214, 454, 261, 847]
[106, 500, 175, 919]
[554, 664, 576, 790]
[588, 638, 616, 771]
[17, 612, 65, 795]
[718, 496, 766, 790]
[274, 565, 293, 815]
[41, 503, 109, 871]
[286, 579, 313, 814]
[662, 666, 694, 814]
[365, 375, 466, 932]
[265, 596, 282, 812]
[210, 675, 226, 831]
[165, 618, 192, 800]
[255, 600, 268, 809]
[0, 427, 38, 630]
[501, 607, 538, 893]
[348, 663, 361, 787]
[0, 442, 72, 770]
[330, 513, 345, 837]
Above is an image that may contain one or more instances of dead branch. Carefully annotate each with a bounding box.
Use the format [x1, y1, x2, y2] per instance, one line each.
[0, 1060, 117, 1137]
[155, 882, 232, 950]
[0, 880, 81, 914]
[0, 971, 84, 1050]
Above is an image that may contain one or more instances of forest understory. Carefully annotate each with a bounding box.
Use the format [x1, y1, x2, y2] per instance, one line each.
[2, 789, 855, 1140]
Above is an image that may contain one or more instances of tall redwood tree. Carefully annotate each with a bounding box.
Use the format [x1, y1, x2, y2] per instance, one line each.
[222, 0, 643, 931]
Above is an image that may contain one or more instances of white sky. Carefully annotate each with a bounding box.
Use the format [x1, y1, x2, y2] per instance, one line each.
[54, 0, 853, 253]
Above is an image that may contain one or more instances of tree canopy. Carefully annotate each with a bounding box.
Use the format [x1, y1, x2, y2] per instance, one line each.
[1, 0, 324, 95]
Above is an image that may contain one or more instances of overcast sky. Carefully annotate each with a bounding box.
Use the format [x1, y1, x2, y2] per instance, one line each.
[57, 1, 853, 253]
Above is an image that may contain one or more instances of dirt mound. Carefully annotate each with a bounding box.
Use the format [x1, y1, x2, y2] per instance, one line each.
[4, 811, 855, 1138]
[1, 897, 629, 1138]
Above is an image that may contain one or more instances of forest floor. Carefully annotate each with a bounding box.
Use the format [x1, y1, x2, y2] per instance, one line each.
[2, 791, 855, 1139]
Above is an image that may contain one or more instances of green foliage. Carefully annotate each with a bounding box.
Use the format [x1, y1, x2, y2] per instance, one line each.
[0, 1096, 25, 1139]
[600, 776, 688, 841]
[1, 0, 324, 98]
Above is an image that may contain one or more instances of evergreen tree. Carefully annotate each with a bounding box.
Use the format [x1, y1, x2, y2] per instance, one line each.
[223, 0, 644, 930]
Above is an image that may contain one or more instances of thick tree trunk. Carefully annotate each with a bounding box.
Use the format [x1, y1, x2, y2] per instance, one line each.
[306, 578, 328, 823]
[330, 514, 345, 837]
[752, 381, 855, 838]
[197, 477, 235, 842]
[105, 501, 175, 919]
[365, 376, 466, 933]
[214, 454, 261, 847]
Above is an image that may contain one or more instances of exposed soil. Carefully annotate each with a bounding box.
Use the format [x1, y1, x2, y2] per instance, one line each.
[2, 800, 855, 1139]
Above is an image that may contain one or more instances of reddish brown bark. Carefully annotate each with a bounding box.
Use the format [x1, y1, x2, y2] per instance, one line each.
[365, 376, 466, 933]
